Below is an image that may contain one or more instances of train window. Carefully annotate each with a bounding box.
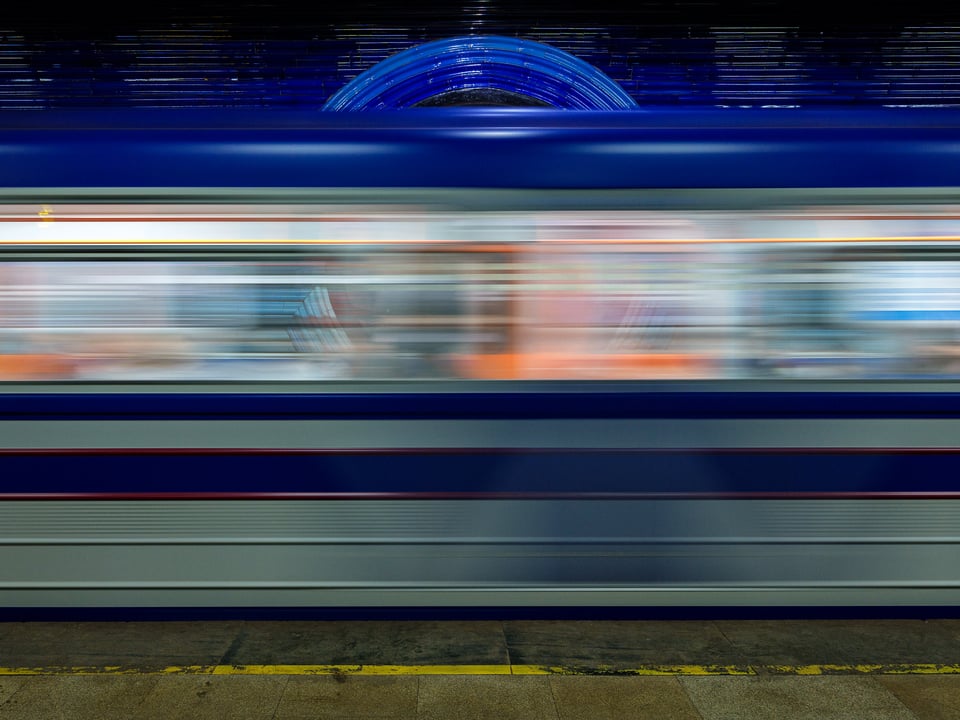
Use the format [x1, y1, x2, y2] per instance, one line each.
[2, 201, 960, 382]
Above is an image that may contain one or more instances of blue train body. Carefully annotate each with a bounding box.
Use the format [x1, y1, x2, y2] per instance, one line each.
[3, 105, 960, 616]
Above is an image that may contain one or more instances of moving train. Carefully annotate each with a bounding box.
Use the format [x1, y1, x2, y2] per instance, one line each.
[4, 97, 960, 617]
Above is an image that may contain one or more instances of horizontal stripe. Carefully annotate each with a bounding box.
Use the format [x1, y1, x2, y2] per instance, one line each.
[1, 663, 959, 676]
[1, 498, 957, 550]
[9, 446, 960, 455]
[6, 237, 960, 252]
[2, 450, 960, 494]
[5, 390, 960, 419]
[8, 491, 960, 501]
[5, 109, 960, 190]
[2, 418, 960, 449]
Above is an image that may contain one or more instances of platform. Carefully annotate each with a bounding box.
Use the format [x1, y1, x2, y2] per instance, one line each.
[1, 618, 960, 718]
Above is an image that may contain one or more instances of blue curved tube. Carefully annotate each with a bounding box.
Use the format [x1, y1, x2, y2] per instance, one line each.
[322, 35, 638, 111]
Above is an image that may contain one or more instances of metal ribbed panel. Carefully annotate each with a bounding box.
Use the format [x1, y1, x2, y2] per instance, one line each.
[3, 498, 960, 606]
[2, 499, 960, 543]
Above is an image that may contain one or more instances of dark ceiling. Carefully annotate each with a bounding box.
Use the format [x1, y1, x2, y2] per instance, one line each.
[2, 1, 960, 108]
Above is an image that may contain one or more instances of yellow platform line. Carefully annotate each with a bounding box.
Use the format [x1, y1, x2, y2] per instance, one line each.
[0, 665, 215, 676]
[213, 664, 512, 676]
[511, 664, 755, 676]
[3, 663, 960, 676]
[764, 664, 960, 676]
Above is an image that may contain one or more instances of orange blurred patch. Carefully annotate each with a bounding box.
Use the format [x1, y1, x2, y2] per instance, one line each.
[453, 352, 713, 380]
[0, 354, 74, 380]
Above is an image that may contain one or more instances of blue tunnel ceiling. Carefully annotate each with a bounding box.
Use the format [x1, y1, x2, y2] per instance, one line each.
[2, 1, 960, 109]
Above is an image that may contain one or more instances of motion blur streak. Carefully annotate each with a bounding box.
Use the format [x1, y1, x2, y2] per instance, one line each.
[2, 203, 960, 382]
[3, 107, 960, 615]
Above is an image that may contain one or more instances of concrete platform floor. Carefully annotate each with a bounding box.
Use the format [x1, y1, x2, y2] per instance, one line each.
[2, 618, 960, 718]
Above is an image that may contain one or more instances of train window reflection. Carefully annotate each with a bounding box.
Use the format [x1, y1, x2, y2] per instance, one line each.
[2, 203, 960, 381]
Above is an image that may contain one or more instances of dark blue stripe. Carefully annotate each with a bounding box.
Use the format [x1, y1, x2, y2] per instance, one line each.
[2, 108, 960, 189]
[3, 391, 960, 419]
[1, 450, 958, 495]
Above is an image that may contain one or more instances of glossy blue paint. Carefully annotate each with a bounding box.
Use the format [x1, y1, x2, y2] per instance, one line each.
[1, 107, 960, 189]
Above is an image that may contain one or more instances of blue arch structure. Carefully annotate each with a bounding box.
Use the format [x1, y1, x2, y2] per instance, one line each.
[322, 35, 638, 111]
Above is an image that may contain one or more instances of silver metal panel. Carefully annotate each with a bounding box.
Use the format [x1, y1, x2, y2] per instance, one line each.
[5, 587, 960, 608]
[1, 499, 959, 607]
[3, 499, 960, 543]
[3, 418, 960, 449]
[4, 542, 960, 585]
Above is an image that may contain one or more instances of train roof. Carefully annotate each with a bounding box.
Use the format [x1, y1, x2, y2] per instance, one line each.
[2, 107, 960, 190]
